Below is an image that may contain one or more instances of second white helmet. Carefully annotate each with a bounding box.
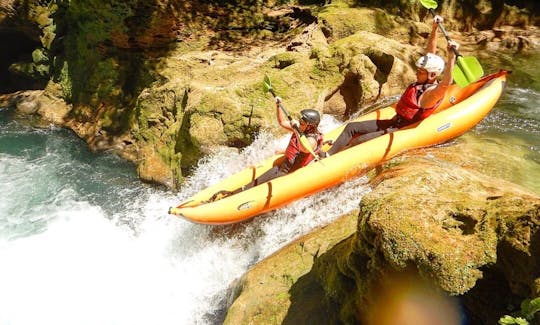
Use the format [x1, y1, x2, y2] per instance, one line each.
[416, 53, 445, 76]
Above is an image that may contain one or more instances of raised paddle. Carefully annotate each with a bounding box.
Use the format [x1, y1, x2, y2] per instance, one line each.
[419, 0, 484, 87]
[263, 75, 320, 161]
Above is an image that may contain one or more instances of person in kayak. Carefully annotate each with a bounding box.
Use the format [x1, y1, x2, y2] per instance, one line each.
[321, 15, 459, 158]
[209, 98, 323, 201]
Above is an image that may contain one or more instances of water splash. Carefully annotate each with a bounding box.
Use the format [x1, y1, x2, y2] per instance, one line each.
[0, 114, 370, 325]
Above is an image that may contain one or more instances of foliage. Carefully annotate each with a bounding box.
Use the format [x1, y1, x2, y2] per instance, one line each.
[499, 297, 540, 325]
[499, 315, 529, 325]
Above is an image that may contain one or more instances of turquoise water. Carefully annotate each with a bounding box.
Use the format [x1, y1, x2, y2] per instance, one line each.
[476, 51, 540, 193]
[0, 52, 538, 324]
[0, 116, 149, 239]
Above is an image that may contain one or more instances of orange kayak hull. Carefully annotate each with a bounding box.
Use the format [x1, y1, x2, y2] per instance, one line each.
[169, 71, 508, 225]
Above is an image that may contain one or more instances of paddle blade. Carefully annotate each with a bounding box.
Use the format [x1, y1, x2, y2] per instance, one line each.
[419, 0, 438, 9]
[298, 134, 319, 161]
[263, 75, 272, 93]
[452, 55, 484, 87]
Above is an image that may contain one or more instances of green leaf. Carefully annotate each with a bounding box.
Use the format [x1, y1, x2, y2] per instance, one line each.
[515, 317, 529, 325]
[419, 0, 438, 9]
[521, 297, 540, 320]
[498, 315, 529, 325]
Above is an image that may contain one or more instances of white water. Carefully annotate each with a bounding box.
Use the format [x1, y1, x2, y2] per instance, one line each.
[0, 115, 370, 325]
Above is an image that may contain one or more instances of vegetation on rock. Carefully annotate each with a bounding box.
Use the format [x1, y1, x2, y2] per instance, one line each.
[0, 0, 538, 188]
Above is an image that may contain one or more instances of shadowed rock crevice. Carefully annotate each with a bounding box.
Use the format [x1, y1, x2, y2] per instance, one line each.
[0, 30, 43, 93]
[461, 266, 517, 325]
[282, 272, 337, 325]
[449, 212, 478, 235]
[367, 51, 394, 101]
[340, 71, 362, 118]
[461, 219, 540, 325]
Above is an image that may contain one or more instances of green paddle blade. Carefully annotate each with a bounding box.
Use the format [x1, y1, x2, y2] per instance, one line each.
[263, 75, 272, 93]
[452, 55, 484, 87]
[298, 134, 319, 161]
[419, 0, 438, 9]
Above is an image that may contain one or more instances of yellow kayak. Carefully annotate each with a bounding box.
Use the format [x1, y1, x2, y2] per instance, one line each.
[169, 70, 508, 225]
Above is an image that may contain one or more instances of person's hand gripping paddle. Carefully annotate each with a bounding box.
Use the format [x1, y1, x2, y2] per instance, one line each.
[420, 0, 484, 87]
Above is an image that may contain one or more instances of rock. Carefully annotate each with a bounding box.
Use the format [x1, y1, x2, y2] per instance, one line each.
[223, 213, 359, 325]
[136, 147, 175, 188]
[224, 154, 540, 325]
[0, 89, 70, 125]
[321, 31, 418, 118]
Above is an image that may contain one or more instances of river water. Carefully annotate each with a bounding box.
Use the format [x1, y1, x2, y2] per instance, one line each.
[0, 52, 538, 325]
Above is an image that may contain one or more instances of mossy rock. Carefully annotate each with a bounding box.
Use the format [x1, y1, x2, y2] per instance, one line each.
[319, 6, 396, 41]
[225, 152, 540, 325]
[224, 212, 359, 325]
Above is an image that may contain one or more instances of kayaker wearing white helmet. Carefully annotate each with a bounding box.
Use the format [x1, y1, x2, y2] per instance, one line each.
[321, 15, 459, 158]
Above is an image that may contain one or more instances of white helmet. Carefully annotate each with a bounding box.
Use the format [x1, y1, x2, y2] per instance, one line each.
[415, 53, 445, 75]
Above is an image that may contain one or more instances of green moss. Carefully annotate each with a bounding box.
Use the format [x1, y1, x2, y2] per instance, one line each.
[52, 0, 157, 110]
[269, 52, 304, 69]
[8, 60, 49, 81]
[32, 48, 49, 64]
[57, 61, 73, 100]
[319, 7, 395, 40]
[175, 110, 202, 170]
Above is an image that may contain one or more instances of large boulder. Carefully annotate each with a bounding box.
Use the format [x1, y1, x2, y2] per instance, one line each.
[224, 149, 540, 324]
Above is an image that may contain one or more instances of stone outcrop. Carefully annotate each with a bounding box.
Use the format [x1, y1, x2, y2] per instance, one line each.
[0, 0, 539, 189]
[224, 146, 540, 325]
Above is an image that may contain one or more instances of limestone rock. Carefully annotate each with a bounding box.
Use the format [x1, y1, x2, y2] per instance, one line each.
[225, 154, 540, 325]
[0, 89, 70, 126]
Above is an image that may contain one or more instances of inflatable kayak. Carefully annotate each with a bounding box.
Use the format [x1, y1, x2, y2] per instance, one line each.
[169, 70, 508, 225]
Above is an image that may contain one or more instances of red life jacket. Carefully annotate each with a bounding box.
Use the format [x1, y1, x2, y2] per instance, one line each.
[395, 82, 442, 121]
[284, 132, 323, 171]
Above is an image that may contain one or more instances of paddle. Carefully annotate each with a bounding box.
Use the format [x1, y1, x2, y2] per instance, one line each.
[419, 0, 484, 87]
[352, 94, 401, 119]
[263, 75, 320, 161]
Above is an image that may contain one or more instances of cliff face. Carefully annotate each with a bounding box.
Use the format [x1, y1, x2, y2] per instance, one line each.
[0, 0, 539, 188]
[224, 146, 540, 325]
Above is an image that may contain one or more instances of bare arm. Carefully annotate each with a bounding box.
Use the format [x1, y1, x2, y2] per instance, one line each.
[439, 41, 458, 87]
[419, 15, 458, 108]
[275, 98, 294, 132]
[426, 16, 441, 54]
[274, 98, 319, 153]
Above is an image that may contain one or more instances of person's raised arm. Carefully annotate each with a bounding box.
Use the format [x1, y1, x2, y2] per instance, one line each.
[275, 97, 296, 132]
[426, 15, 443, 54]
[439, 40, 458, 87]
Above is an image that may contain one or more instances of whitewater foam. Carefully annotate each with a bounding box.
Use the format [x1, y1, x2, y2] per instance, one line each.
[0, 114, 372, 325]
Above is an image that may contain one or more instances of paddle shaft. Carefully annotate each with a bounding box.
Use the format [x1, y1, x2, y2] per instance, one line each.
[268, 89, 294, 123]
